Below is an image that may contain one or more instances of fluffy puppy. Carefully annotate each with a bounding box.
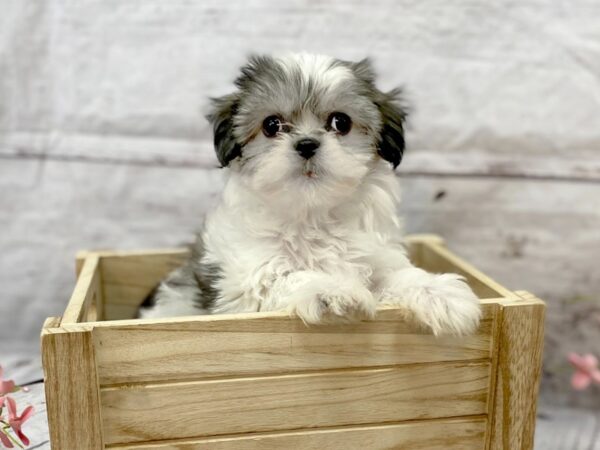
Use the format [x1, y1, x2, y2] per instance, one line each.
[140, 53, 481, 335]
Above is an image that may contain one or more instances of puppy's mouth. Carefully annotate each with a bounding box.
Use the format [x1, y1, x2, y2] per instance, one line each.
[302, 161, 318, 179]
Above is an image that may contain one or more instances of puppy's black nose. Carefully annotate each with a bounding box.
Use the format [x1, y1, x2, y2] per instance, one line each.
[295, 138, 320, 159]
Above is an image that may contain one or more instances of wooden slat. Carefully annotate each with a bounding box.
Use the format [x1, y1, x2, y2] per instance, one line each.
[62, 255, 101, 323]
[41, 326, 104, 450]
[405, 236, 439, 268]
[489, 293, 545, 450]
[103, 301, 140, 322]
[109, 417, 487, 450]
[101, 362, 489, 445]
[93, 306, 495, 384]
[59, 302, 498, 332]
[420, 242, 514, 299]
[99, 250, 189, 319]
[404, 234, 446, 267]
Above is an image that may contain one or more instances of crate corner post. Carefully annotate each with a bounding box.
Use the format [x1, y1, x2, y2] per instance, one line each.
[41, 320, 104, 450]
[489, 292, 545, 450]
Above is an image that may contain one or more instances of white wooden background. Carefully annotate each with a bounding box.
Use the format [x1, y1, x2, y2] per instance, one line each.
[1, 0, 599, 408]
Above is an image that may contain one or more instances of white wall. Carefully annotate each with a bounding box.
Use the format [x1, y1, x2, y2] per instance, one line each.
[1, 0, 599, 406]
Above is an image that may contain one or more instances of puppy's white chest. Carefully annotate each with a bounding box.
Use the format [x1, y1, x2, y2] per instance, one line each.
[278, 225, 350, 273]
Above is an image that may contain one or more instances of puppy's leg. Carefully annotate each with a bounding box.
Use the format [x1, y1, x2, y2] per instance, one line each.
[265, 271, 377, 324]
[371, 249, 481, 335]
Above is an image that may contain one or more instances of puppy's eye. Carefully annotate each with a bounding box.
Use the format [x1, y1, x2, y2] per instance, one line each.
[262, 115, 283, 138]
[327, 112, 352, 135]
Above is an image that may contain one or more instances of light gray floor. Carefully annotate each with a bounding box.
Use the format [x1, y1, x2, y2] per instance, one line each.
[8, 382, 599, 450]
[536, 404, 600, 450]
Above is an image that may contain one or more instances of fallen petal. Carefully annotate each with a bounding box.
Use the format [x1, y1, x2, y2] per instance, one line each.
[572, 371, 592, 390]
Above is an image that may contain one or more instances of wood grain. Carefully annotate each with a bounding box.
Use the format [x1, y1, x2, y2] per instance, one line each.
[41, 326, 104, 450]
[20, 381, 600, 450]
[108, 417, 487, 450]
[61, 255, 101, 323]
[101, 362, 490, 445]
[99, 250, 188, 319]
[420, 242, 514, 300]
[93, 307, 494, 384]
[489, 292, 545, 450]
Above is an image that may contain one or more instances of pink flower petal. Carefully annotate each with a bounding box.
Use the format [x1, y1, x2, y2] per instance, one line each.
[14, 428, 30, 447]
[568, 352, 583, 366]
[568, 352, 599, 373]
[17, 406, 34, 423]
[572, 371, 592, 390]
[5, 397, 16, 421]
[568, 352, 586, 368]
[591, 369, 600, 384]
[581, 354, 599, 369]
[0, 380, 15, 397]
[5, 397, 34, 447]
[0, 430, 14, 448]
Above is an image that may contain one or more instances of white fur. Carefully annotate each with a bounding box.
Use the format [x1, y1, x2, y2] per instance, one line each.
[142, 54, 481, 335]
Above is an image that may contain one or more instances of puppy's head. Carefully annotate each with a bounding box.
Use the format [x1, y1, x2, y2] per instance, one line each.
[208, 54, 407, 210]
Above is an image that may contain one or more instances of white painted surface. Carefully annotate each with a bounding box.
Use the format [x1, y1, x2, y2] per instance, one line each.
[2, 0, 600, 166]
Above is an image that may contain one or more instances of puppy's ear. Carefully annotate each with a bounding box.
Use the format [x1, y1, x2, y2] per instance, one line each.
[375, 88, 408, 169]
[206, 94, 241, 167]
[349, 58, 377, 84]
[347, 59, 408, 169]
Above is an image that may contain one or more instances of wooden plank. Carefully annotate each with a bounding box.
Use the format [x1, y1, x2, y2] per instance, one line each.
[400, 151, 600, 183]
[20, 381, 600, 450]
[420, 241, 514, 299]
[99, 250, 189, 319]
[103, 302, 140, 322]
[42, 316, 62, 329]
[93, 308, 494, 385]
[41, 326, 104, 449]
[489, 292, 545, 450]
[101, 362, 490, 445]
[404, 234, 446, 267]
[484, 301, 502, 450]
[108, 417, 487, 450]
[58, 302, 499, 332]
[61, 255, 101, 324]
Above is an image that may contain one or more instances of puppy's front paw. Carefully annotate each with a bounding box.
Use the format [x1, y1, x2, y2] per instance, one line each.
[289, 283, 376, 324]
[380, 269, 481, 335]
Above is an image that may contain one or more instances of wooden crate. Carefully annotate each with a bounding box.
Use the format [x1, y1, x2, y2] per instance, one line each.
[41, 235, 545, 450]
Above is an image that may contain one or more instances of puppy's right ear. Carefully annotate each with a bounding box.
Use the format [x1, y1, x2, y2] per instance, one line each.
[207, 94, 241, 167]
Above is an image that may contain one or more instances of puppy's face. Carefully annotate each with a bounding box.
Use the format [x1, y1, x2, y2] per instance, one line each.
[209, 54, 407, 211]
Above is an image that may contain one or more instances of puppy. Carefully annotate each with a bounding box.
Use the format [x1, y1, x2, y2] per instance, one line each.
[140, 53, 481, 335]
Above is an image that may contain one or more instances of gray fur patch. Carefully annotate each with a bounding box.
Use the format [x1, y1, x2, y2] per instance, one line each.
[140, 233, 222, 314]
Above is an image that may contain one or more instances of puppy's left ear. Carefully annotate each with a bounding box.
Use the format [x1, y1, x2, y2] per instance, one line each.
[206, 94, 242, 167]
[375, 88, 408, 169]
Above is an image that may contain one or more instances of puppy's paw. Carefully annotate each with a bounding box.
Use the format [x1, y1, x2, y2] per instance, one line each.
[380, 269, 481, 336]
[289, 282, 376, 324]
